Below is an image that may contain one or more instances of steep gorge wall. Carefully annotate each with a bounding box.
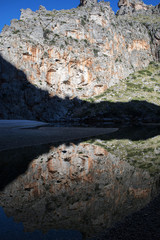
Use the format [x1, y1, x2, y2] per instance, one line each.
[117, 0, 160, 62]
[0, 2, 152, 99]
[0, 0, 159, 121]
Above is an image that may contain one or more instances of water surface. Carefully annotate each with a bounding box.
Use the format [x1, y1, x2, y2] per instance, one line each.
[0, 126, 160, 239]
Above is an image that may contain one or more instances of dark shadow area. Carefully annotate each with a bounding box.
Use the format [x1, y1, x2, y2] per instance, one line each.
[0, 54, 160, 124]
[92, 192, 160, 240]
[99, 125, 160, 141]
[0, 143, 52, 191]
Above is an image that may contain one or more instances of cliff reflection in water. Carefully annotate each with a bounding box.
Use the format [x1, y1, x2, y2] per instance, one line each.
[0, 136, 160, 239]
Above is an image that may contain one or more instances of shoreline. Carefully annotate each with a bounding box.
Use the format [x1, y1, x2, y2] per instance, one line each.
[0, 120, 118, 151]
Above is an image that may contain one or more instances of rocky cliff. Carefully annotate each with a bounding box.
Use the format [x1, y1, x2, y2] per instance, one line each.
[117, 0, 160, 64]
[0, 0, 159, 122]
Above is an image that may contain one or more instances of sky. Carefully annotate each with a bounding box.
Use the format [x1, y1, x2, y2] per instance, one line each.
[0, 0, 159, 32]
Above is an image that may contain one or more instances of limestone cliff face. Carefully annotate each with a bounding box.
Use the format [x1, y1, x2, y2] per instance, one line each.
[0, 1, 152, 100]
[0, 0, 159, 121]
[117, 0, 160, 62]
[0, 142, 158, 237]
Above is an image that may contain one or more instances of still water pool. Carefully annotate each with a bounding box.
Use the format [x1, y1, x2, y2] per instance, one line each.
[0, 127, 160, 239]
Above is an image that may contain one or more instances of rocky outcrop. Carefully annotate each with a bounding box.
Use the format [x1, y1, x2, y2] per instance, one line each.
[79, 0, 97, 7]
[153, 3, 160, 14]
[117, 0, 148, 15]
[117, 0, 160, 15]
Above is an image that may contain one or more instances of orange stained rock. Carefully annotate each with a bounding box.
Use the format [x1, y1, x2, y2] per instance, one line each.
[68, 46, 72, 52]
[24, 182, 38, 190]
[55, 79, 61, 95]
[36, 166, 42, 179]
[128, 40, 150, 52]
[87, 33, 95, 44]
[23, 53, 31, 61]
[115, 187, 123, 206]
[66, 30, 79, 40]
[48, 48, 61, 59]
[114, 34, 126, 52]
[48, 49, 54, 58]
[32, 185, 41, 197]
[31, 161, 37, 169]
[95, 65, 103, 72]
[31, 46, 41, 61]
[87, 70, 93, 84]
[49, 185, 55, 193]
[94, 145, 108, 156]
[94, 84, 108, 95]
[129, 187, 151, 199]
[82, 173, 93, 183]
[35, 64, 41, 78]
[68, 59, 76, 75]
[63, 50, 69, 61]
[88, 156, 93, 171]
[48, 158, 55, 173]
[104, 41, 110, 51]
[30, 72, 35, 82]
[102, 19, 107, 28]
[104, 35, 126, 55]
[81, 75, 85, 84]
[46, 68, 56, 85]
[85, 58, 93, 68]
[23, 46, 41, 62]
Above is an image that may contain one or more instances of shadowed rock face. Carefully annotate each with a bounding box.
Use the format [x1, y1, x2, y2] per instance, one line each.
[0, 141, 159, 238]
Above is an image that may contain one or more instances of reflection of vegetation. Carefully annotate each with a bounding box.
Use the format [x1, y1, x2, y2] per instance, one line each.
[86, 135, 160, 176]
